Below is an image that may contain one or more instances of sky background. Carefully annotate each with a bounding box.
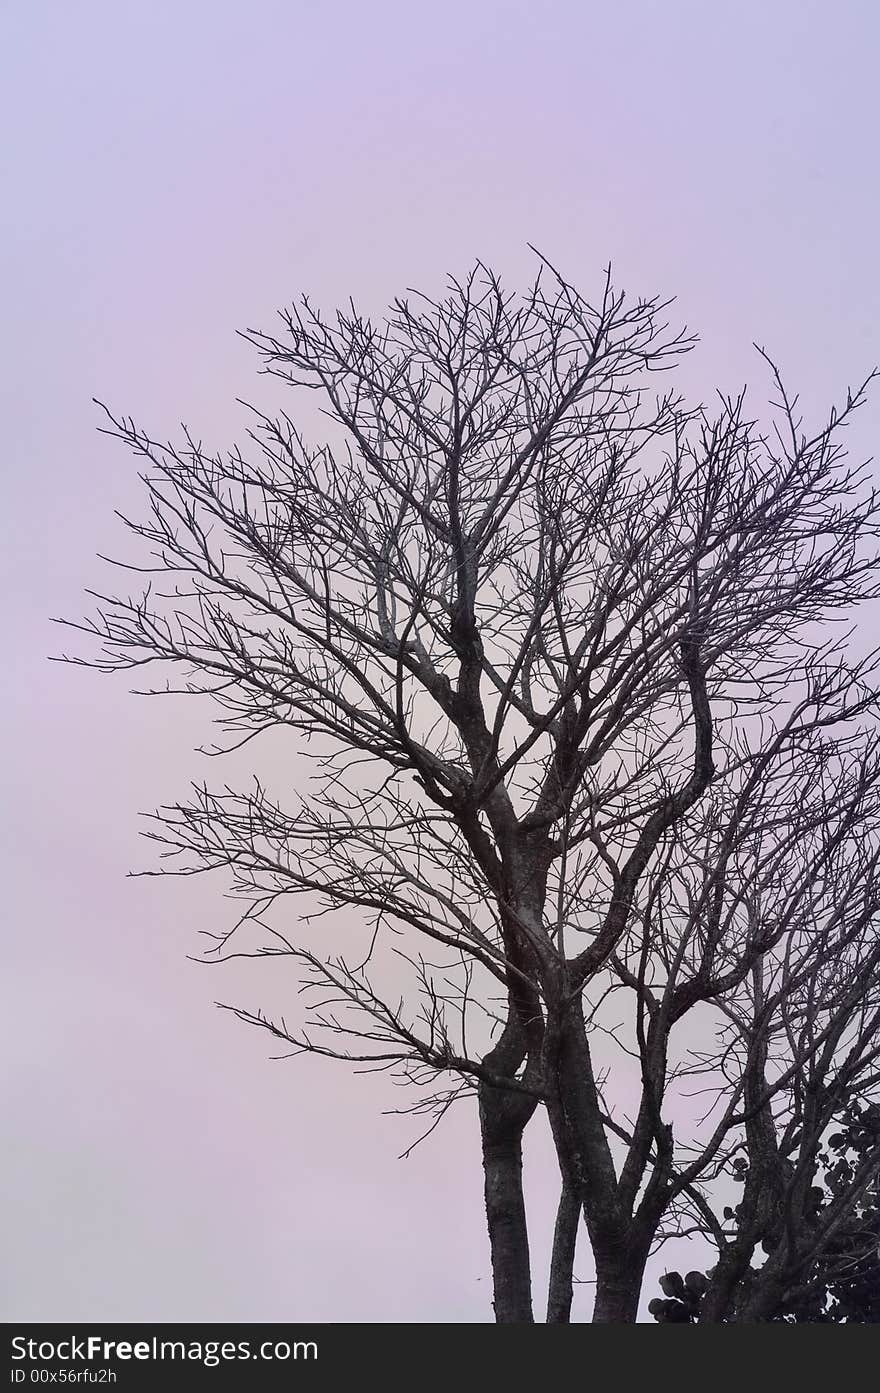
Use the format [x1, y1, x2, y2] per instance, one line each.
[3, 0, 880, 1322]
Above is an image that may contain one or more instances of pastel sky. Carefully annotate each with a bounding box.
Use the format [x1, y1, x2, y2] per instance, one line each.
[3, 0, 879, 1322]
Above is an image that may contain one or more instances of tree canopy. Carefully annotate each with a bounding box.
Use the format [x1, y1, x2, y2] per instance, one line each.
[59, 256, 880, 1321]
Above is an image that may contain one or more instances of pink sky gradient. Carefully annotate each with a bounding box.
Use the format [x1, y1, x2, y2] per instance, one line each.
[3, 0, 879, 1321]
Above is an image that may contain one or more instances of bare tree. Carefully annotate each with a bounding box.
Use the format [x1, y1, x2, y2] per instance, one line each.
[56, 255, 880, 1322]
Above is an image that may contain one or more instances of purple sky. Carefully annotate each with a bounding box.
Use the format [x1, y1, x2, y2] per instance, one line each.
[4, 0, 879, 1321]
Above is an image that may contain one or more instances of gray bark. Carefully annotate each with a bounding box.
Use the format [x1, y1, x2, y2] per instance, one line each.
[546, 1179, 580, 1323]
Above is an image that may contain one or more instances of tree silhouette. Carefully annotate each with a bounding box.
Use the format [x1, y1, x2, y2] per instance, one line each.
[57, 255, 880, 1321]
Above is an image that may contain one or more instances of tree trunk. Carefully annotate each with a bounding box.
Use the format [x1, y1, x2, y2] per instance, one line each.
[546, 1179, 580, 1323]
[591, 1252, 644, 1323]
[542, 991, 644, 1321]
[736, 1276, 784, 1322]
[480, 1126, 534, 1322]
[698, 1252, 746, 1323]
[476, 936, 543, 1323]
